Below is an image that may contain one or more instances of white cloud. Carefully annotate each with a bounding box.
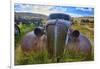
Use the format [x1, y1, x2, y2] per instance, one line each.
[15, 4, 93, 17]
[50, 6, 67, 12]
[75, 7, 92, 12]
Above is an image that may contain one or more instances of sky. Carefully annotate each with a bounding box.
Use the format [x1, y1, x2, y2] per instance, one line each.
[14, 3, 94, 17]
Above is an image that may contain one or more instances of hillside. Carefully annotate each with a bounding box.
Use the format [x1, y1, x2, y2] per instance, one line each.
[15, 12, 48, 19]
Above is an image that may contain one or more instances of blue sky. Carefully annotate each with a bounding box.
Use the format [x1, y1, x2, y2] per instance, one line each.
[14, 3, 94, 17]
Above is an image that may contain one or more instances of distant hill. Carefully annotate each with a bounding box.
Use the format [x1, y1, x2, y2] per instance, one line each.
[72, 16, 94, 19]
[15, 12, 48, 19]
[72, 16, 94, 21]
[72, 16, 94, 24]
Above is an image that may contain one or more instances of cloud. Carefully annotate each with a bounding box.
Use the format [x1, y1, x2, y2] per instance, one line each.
[75, 7, 93, 12]
[64, 12, 82, 17]
[15, 4, 33, 12]
[14, 3, 94, 17]
[49, 6, 67, 12]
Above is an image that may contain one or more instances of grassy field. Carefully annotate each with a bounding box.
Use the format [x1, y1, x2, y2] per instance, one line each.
[15, 22, 94, 65]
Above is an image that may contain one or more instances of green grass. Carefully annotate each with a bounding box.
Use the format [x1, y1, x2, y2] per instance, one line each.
[15, 23, 94, 65]
[15, 23, 36, 48]
[15, 46, 50, 65]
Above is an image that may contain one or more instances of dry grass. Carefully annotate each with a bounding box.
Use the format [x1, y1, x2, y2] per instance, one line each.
[15, 21, 94, 65]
